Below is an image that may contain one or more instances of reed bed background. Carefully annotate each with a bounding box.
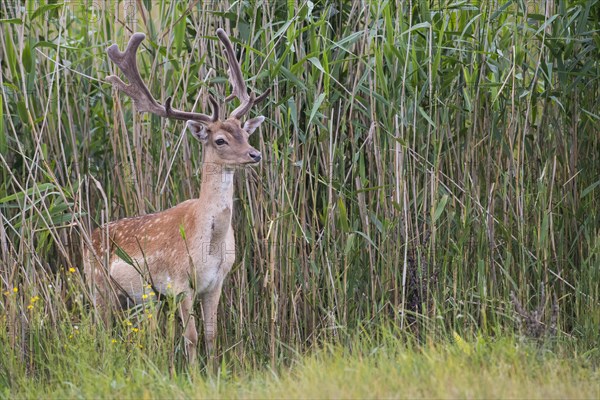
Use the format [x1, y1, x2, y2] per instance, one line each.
[0, 0, 599, 393]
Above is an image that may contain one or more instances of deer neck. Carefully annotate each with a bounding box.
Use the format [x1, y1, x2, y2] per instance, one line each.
[197, 163, 235, 216]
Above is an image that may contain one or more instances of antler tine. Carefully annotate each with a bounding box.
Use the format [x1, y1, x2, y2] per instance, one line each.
[106, 33, 217, 123]
[225, 88, 271, 104]
[216, 29, 249, 102]
[106, 33, 165, 116]
[254, 88, 271, 104]
[216, 28, 269, 120]
[165, 95, 219, 122]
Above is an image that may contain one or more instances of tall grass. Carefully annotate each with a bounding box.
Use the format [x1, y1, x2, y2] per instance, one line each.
[1, 0, 599, 380]
[4, 332, 600, 398]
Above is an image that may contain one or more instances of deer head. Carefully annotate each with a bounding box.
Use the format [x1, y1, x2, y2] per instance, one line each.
[105, 29, 269, 166]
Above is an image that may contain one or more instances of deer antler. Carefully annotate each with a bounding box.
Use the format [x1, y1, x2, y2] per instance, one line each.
[106, 33, 218, 123]
[215, 29, 270, 119]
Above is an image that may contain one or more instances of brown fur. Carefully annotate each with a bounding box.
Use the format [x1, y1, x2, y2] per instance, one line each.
[90, 199, 198, 264]
[94, 28, 268, 367]
[83, 117, 264, 366]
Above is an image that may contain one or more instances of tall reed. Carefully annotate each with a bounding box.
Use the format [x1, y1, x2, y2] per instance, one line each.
[0, 0, 598, 374]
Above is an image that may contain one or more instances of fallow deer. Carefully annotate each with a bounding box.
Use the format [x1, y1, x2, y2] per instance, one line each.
[83, 29, 269, 365]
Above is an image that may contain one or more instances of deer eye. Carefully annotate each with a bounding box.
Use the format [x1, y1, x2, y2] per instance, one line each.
[215, 138, 227, 146]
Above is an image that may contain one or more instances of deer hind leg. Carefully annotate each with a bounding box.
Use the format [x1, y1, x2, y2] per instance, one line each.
[84, 255, 112, 327]
[179, 294, 198, 365]
[91, 278, 132, 328]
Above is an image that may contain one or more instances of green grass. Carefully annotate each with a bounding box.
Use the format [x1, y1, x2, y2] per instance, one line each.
[3, 330, 598, 399]
[1, 0, 599, 397]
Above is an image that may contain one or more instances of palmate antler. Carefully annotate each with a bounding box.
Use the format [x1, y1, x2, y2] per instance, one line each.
[106, 29, 269, 122]
[106, 33, 218, 122]
[215, 29, 270, 119]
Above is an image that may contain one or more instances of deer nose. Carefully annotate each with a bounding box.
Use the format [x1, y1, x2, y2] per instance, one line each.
[249, 151, 262, 162]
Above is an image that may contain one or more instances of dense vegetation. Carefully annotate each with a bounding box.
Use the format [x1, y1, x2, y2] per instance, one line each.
[1, 0, 598, 397]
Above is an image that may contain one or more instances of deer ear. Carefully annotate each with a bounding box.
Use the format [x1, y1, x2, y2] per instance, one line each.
[243, 116, 265, 135]
[187, 121, 209, 143]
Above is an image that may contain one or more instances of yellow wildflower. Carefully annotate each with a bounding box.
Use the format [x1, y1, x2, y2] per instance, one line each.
[111, 339, 117, 344]
[13, 287, 18, 293]
[149, 292, 155, 297]
[132, 327, 139, 333]
[27, 304, 34, 310]
[142, 294, 148, 300]
[68, 268, 76, 273]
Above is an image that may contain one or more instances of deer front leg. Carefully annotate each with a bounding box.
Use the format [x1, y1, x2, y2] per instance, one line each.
[179, 294, 198, 366]
[200, 284, 223, 366]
